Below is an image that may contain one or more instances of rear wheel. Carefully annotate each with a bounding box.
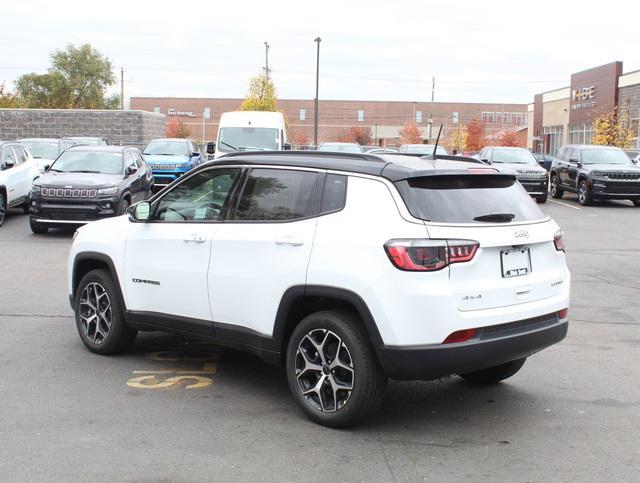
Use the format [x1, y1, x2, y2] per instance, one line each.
[29, 218, 48, 234]
[550, 174, 563, 199]
[0, 192, 6, 227]
[459, 357, 527, 384]
[286, 310, 387, 428]
[74, 269, 136, 355]
[578, 179, 593, 206]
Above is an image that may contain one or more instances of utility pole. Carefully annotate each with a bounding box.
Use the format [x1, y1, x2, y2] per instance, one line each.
[431, 76, 435, 103]
[313, 37, 321, 148]
[120, 67, 124, 110]
[264, 42, 270, 80]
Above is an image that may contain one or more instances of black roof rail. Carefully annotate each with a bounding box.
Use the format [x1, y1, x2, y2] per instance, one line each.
[218, 150, 385, 162]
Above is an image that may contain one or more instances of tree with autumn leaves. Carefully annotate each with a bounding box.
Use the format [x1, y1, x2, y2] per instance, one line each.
[591, 109, 634, 148]
[165, 117, 191, 138]
[464, 119, 486, 151]
[399, 122, 423, 144]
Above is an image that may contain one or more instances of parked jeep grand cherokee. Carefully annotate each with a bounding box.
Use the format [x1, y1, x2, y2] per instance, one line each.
[550, 144, 640, 206]
[30, 145, 153, 233]
[68, 151, 570, 427]
[478, 146, 548, 203]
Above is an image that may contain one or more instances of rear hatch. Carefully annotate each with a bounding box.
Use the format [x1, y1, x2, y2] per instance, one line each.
[395, 173, 567, 311]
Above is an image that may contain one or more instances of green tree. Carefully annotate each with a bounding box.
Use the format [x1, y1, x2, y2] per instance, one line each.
[15, 43, 116, 109]
[0, 83, 24, 108]
[240, 74, 277, 111]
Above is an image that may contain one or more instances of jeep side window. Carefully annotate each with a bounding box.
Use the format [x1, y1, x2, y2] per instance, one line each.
[2, 147, 17, 169]
[232, 168, 319, 222]
[321, 174, 347, 214]
[154, 168, 241, 222]
[12, 146, 27, 164]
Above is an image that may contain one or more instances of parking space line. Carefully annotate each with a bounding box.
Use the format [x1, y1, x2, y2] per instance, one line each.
[132, 369, 217, 375]
[548, 199, 581, 210]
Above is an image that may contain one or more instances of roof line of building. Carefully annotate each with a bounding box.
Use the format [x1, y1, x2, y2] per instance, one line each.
[130, 96, 527, 106]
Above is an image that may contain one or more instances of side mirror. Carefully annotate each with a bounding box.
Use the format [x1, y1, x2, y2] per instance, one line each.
[3, 161, 15, 170]
[569, 158, 579, 164]
[129, 201, 151, 222]
[126, 165, 137, 176]
[283, 143, 292, 151]
[191, 152, 200, 157]
[481, 158, 489, 163]
[206, 142, 216, 155]
[44, 164, 51, 172]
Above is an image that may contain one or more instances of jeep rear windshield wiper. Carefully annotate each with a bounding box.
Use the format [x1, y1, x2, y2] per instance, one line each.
[473, 213, 516, 222]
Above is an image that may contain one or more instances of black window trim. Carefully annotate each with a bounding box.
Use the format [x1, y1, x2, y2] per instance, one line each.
[319, 173, 348, 217]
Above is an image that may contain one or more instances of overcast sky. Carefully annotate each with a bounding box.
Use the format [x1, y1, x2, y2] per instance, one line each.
[2, 0, 639, 106]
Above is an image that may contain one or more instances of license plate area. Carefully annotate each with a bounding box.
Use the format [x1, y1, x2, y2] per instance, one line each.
[501, 247, 531, 278]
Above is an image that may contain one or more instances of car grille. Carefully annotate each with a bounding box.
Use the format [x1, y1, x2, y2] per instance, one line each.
[517, 171, 547, 180]
[41, 187, 97, 198]
[151, 164, 180, 171]
[603, 183, 640, 194]
[44, 210, 93, 221]
[605, 172, 640, 180]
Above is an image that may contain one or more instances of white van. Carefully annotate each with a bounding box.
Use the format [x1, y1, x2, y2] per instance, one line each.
[212, 111, 288, 159]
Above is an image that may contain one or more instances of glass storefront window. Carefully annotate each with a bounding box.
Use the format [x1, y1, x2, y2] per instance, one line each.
[544, 125, 563, 155]
[568, 123, 592, 145]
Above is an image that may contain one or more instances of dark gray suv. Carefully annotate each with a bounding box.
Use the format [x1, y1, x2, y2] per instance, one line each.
[549, 145, 640, 206]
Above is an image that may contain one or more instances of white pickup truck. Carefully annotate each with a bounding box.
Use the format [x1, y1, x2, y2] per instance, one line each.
[0, 141, 40, 227]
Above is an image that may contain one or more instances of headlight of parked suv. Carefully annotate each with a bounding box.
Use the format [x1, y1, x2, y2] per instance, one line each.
[97, 186, 118, 196]
[31, 184, 41, 194]
[591, 171, 605, 178]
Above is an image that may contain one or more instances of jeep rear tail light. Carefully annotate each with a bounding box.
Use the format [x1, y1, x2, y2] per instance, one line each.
[384, 239, 479, 272]
[557, 308, 569, 320]
[554, 230, 566, 251]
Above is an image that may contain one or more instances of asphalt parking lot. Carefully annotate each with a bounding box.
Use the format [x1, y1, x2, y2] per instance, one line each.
[1, 195, 639, 482]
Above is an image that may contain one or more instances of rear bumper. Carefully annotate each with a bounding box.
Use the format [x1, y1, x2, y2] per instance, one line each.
[377, 315, 568, 380]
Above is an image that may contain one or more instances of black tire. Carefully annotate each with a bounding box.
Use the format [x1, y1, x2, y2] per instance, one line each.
[286, 310, 387, 428]
[632, 199, 640, 207]
[536, 193, 548, 203]
[0, 191, 6, 227]
[459, 357, 527, 384]
[29, 218, 48, 234]
[74, 269, 136, 355]
[22, 203, 30, 214]
[119, 198, 130, 216]
[578, 179, 593, 206]
[550, 174, 563, 199]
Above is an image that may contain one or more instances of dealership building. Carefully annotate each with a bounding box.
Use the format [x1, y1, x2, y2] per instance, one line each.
[528, 61, 640, 154]
[130, 96, 527, 148]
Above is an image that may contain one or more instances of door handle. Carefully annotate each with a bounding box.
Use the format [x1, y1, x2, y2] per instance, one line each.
[184, 234, 206, 244]
[275, 236, 305, 246]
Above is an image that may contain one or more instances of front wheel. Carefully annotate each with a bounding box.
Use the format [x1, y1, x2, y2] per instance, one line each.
[550, 174, 563, 199]
[0, 191, 6, 227]
[119, 199, 130, 216]
[632, 199, 640, 207]
[286, 310, 387, 428]
[578, 179, 593, 206]
[459, 357, 527, 384]
[536, 193, 548, 203]
[30, 218, 48, 234]
[74, 269, 136, 355]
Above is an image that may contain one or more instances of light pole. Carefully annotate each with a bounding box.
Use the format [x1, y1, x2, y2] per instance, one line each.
[313, 37, 321, 148]
[264, 42, 270, 80]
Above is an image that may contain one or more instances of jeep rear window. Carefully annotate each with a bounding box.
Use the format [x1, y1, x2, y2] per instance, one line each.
[396, 175, 545, 223]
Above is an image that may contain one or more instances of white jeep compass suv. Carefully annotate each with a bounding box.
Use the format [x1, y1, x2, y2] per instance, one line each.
[68, 151, 570, 427]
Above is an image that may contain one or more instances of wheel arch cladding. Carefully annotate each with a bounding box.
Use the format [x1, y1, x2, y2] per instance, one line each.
[273, 285, 383, 354]
[73, 252, 126, 311]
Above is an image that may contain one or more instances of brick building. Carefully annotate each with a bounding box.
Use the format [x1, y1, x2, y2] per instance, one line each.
[130, 97, 528, 150]
[528, 61, 640, 153]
